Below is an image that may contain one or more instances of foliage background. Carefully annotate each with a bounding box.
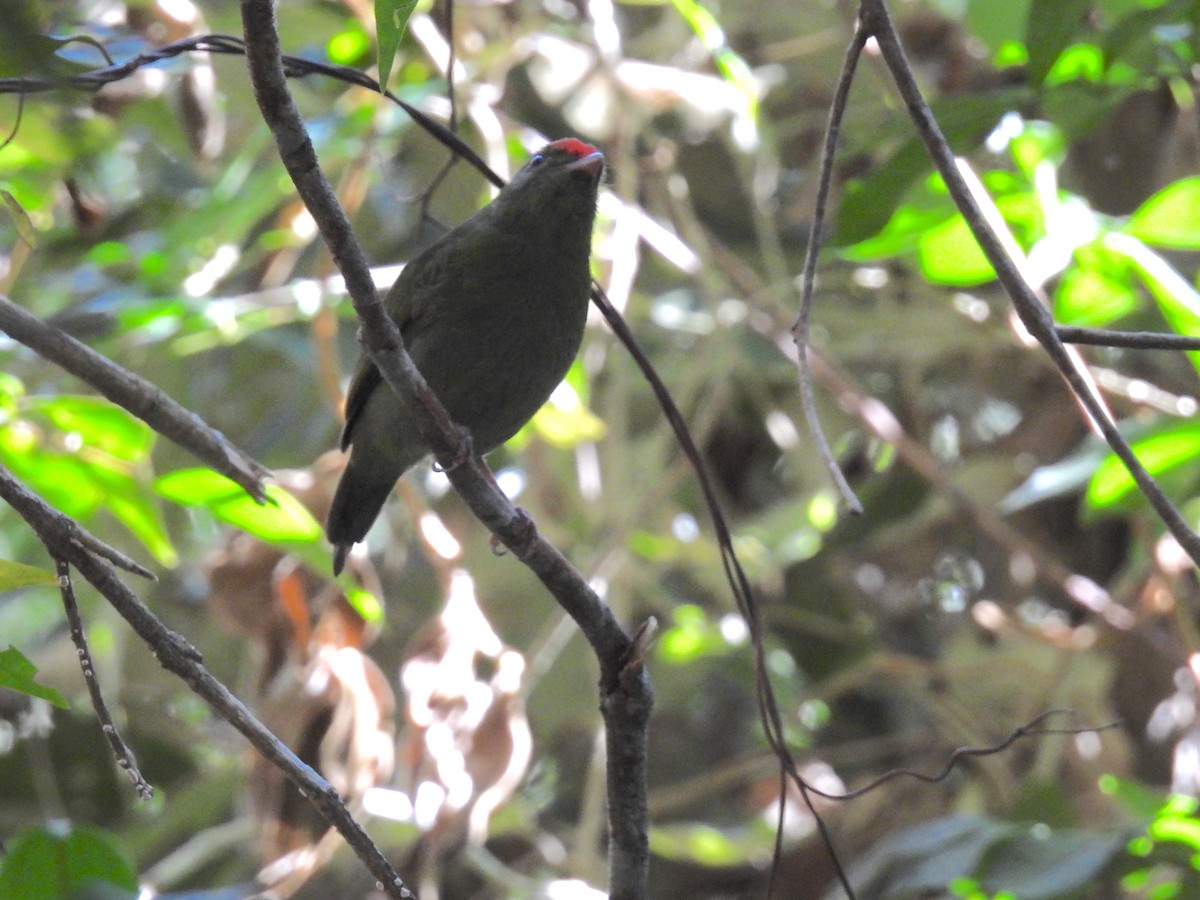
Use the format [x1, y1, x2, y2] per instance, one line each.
[2, 0, 1200, 897]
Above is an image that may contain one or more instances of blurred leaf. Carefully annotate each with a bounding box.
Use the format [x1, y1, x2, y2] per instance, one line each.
[658, 604, 728, 664]
[29, 396, 154, 462]
[1, 189, 37, 248]
[0, 645, 68, 709]
[835, 91, 1026, 245]
[1108, 233, 1200, 372]
[157, 469, 321, 543]
[918, 214, 996, 286]
[648, 822, 766, 866]
[0, 824, 137, 898]
[0, 434, 105, 518]
[1099, 774, 1171, 821]
[0, 559, 56, 592]
[528, 401, 607, 449]
[1026, 0, 1092, 85]
[1054, 243, 1139, 326]
[978, 828, 1126, 898]
[1127, 176, 1200, 249]
[847, 815, 1016, 896]
[999, 439, 1111, 512]
[967, 0, 1032, 55]
[375, 0, 418, 94]
[1010, 120, 1067, 181]
[327, 26, 371, 66]
[1043, 42, 1105, 85]
[1086, 422, 1200, 510]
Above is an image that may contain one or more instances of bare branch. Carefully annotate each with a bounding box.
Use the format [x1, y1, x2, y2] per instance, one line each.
[1058, 326, 1200, 351]
[55, 558, 153, 799]
[792, 20, 869, 515]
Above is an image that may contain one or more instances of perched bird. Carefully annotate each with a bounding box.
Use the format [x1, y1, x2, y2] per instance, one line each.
[327, 139, 604, 574]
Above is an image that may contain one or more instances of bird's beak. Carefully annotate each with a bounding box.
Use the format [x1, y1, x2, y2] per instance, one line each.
[567, 152, 605, 181]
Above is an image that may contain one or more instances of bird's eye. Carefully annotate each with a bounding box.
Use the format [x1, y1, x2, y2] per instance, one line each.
[528, 154, 545, 167]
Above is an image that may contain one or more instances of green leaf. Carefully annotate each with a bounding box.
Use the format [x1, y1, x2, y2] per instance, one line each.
[1, 189, 37, 248]
[835, 91, 1025, 245]
[0, 824, 138, 897]
[918, 214, 995, 286]
[1054, 262, 1138, 326]
[1010, 120, 1066, 181]
[1127, 176, 1200, 249]
[1086, 423, 1200, 510]
[29, 396, 154, 462]
[1026, 0, 1092, 86]
[1043, 42, 1105, 86]
[157, 468, 321, 543]
[0, 646, 69, 709]
[0, 559, 56, 592]
[978, 828, 1126, 898]
[375, 0, 418, 94]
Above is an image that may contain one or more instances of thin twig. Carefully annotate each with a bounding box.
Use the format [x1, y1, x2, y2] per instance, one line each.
[791, 20, 869, 515]
[1058, 326, 1200, 351]
[815, 709, 1119, 800]
[55, 557, 153, 799]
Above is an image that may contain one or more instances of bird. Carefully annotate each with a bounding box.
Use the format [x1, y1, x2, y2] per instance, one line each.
[327, 138, 604, 574]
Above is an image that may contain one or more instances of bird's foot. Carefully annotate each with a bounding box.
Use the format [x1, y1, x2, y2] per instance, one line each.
[431, 425, 474, 473]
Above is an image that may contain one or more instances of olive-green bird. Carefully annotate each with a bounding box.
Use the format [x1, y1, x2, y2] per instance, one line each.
[327, 139, 604, 573]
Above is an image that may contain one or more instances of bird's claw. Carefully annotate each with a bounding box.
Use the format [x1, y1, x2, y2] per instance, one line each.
[432, 425, 474, 473]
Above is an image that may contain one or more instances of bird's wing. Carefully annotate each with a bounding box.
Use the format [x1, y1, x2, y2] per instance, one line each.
[339, 241, 450, 450]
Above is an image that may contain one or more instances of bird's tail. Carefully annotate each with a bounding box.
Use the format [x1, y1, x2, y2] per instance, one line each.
[326, 455, 402, 575]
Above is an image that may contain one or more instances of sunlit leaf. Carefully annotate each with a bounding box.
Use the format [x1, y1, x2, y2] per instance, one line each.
[157, 468, 321, 543]
[835, 91, 1025, 245]
[1010, 121, 1066, 181]
[1043, 42, 1104, 85]
[1054, 264, 1138, 326]
[1127, 176, 1200, 250]
[528, 402, 607, 449]
[649, 822, 763, 866]
[328, 26, 370, 66]
[658, 604, 727, 664]
[918, 214, 995, 286]
[0, 646, 68, 709]
[1086, 423, 1200, 510]
[29, 395, 154, 461]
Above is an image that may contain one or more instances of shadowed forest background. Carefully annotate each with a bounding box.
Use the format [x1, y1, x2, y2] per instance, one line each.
[2, 0, 1200, 897]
